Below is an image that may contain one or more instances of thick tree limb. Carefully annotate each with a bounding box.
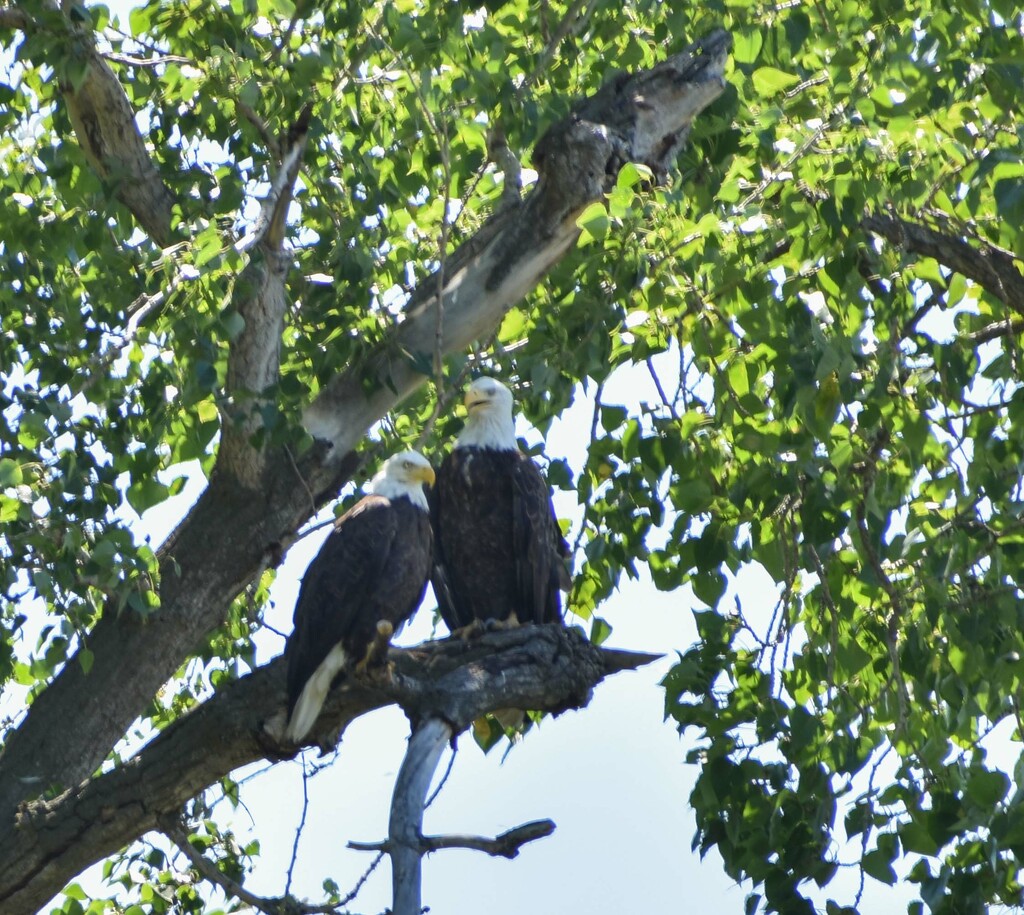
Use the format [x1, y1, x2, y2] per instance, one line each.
[862, 211, 1024, 315]
[0, 627, 657, 915]
[220, 107, 313, 487]
[303, 29, 731, 447]
[0, 445, 362, 822]
[0, 30, 727, 846]
[1, 5, 174, 242]
[59, 29, 175, 245]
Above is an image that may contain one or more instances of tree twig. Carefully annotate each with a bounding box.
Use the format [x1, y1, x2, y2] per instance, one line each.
[285, 758, 310, 897]
[424, 745, 457, 809]
[103, 52, 192, 67]
[338, 851, 385, 908]
[523, 0, 598, 89]
[161, 816, 361, 915]
[965, 317, 1024, 344]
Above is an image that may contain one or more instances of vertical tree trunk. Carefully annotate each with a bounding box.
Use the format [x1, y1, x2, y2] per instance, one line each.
[389, 718, 453, 915]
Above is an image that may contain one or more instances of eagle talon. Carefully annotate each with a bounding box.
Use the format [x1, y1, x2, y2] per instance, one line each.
[453, 619, 486, 641]
[488, 613, 520, 632]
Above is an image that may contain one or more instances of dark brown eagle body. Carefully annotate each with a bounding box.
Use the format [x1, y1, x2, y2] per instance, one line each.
[282, 451, 434, 743]
[431, 445, 567, 630]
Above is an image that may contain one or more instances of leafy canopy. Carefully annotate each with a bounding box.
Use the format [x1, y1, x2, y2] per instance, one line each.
[1, 0, 1023, 913]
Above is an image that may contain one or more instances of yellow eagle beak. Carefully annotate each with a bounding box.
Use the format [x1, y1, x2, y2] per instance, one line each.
[415, 464, 437, 487]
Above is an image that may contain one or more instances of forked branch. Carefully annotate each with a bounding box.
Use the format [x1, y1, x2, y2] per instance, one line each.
[349, 715, 554, 915]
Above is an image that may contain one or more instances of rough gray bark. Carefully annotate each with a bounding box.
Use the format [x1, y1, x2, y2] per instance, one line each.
[0, 28, 730, 839]
[220, 109, 313, 487]
[60, 34, 175, 246]
[0, 626, 658, 915]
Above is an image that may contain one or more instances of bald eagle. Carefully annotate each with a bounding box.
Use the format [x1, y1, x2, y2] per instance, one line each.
[431, 377, 570, 631]
[283, 451, 435, 743]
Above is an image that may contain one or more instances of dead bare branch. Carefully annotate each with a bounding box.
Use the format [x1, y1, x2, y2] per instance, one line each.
[349, 819, 556, 859]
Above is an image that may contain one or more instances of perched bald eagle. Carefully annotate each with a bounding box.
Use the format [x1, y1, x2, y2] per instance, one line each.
[283, 450, 435, 743]
[431, 377, 570, 631]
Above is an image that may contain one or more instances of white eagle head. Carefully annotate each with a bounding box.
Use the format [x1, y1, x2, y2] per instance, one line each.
[371, 450, 435, 510]
[457, 376, 517, 451]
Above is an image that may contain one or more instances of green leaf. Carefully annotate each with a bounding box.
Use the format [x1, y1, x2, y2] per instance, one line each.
[0, 458, 22, 487]
[126, 478, 170, 515]
[589, 616, 613, 646]
[751, 67, 801, 97]
[727, 360, 749, 396]
[692, 571, 726, 608]
[576, 201, 610, 246]
[733, 32, 763, 65]
[966, 769, 1009, 808]
[615, 162, 654, 190]
[862, 848, 897, 885]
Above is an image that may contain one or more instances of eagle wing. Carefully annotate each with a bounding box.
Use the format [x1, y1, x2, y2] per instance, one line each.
[429, 455, 469, 632]
[285, 495, 398, 721]
[511, 454, 568, 625]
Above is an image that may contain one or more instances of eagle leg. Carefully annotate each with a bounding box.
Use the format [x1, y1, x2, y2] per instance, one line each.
[355, 620, 395, 676]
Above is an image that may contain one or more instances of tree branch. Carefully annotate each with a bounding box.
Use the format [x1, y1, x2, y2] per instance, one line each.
[103, 52, 193, 67]
[302, 29, 731, 447]
[524, 0, 599, 89]
[0, 5, 33, 31]
[57, 16, 175, 245]
[0, 627, 659, 914]
[862, 210, 1024, 315]
[425, 820, 557, 857]
[964, 317, 1024, 344]
[219, 106, 313, 487]
[162, 817, 284, 915]
[358, 712, 554, 915]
